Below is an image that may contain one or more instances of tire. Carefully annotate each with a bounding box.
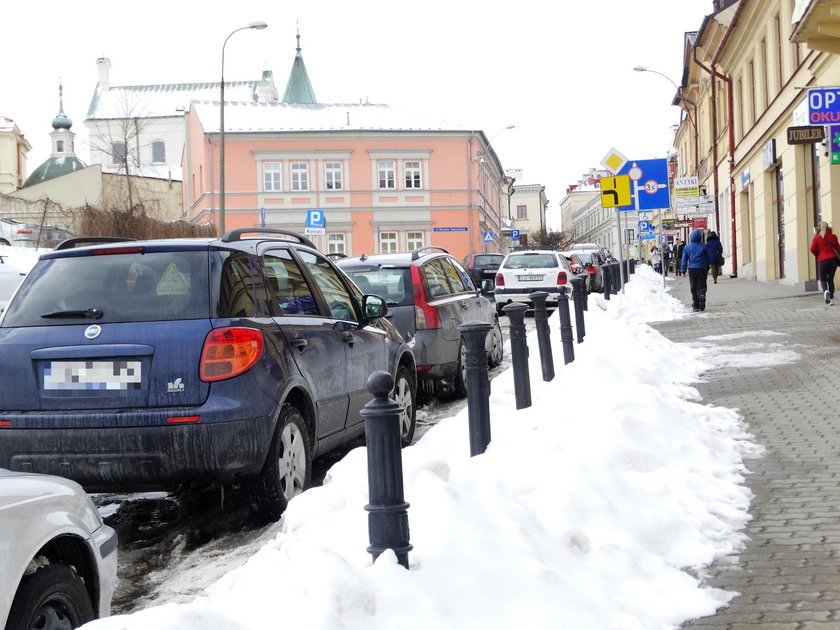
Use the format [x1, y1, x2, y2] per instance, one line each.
[248, 404, 312, 521]
[496, 303, 506, 317]
[5, 563, 95, 630]
[487, 321, 504, 368]
[392, 365, 417, 447]
[453, 340, 468, 398]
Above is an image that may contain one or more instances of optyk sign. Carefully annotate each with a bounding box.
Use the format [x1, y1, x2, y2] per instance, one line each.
[807, 88, 840, 124]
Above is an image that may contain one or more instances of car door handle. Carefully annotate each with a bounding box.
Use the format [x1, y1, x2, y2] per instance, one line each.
[341, 331, 354, 345]
[460, 300, 469, 309]
[290, 338, 308, 351]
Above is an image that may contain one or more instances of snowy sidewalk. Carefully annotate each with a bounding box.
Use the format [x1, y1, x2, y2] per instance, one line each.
[653, 273, 840, 629]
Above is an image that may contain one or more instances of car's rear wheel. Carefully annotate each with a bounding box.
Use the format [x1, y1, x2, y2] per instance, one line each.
[392, 365, 417, 446]
[6, 563, 95, 630]
[248, 404, 312, 521]
[488, 321, 504, 368]
[453, 340, 468, 398]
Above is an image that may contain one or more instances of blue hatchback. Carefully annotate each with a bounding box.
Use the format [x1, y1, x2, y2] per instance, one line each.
[0, 229, 416, 519]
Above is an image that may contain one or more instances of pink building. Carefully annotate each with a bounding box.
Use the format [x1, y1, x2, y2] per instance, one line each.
[182, 101, 512, 262]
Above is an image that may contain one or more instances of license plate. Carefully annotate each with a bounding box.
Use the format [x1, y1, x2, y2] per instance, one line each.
[518, 274, 543, 281]
[44, 360, 142, 391]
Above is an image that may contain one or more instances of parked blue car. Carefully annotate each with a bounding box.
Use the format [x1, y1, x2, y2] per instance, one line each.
[0, 229, 416, 519]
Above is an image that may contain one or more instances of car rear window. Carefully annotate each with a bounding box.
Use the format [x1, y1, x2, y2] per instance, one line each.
[341, 266, 413, 307]
[474, 254, 503, 265]
[2, 250, 209, 326]
[503, 254, 559, 269]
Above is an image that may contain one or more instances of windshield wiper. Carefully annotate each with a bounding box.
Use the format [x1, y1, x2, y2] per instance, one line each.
[41, 308, 104, 319]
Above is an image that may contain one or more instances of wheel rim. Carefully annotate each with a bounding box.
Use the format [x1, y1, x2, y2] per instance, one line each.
[489, 326, 503, 365]
[278, 422, 307, 501]
[394, 375, 414, 438]
[30, 598, 75, 630]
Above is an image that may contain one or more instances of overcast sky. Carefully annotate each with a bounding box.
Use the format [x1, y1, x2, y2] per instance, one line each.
[4, 0, 714, 228]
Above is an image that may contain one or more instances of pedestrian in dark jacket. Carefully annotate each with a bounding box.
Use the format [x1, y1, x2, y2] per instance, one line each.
[680, 228, 710, 312]
[705, 231, 724, 283]
[675, 240, 686, 276]
[809, 221, 840, 305]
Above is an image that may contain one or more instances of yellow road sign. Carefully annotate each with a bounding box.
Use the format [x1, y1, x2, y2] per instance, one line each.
[600, 175, 631, 208]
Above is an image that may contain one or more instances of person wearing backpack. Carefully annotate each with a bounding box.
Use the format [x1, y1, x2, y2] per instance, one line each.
[680, 229, 711, 312]
[705, 231, 724, 283]
[809, 221, 840, 305]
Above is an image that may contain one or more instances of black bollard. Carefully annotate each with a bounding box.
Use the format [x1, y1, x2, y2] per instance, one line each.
[502, 302, 531, 409]
[458, 321, 493, 456]
[603, 263, 612, 300]
[612, 262, 620, 295]
[361, 371, 412, 568]
[529, 291, 554, 382]
[568, 276, 586, 343]
[629, 258, 636, 275]
[557, 286, 575, 364]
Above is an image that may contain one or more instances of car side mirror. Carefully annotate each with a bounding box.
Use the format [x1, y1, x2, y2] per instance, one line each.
[480, 279, 495, 295]
[362, 294, 388, 320]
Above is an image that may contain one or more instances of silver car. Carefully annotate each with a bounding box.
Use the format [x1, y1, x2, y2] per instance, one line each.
[0, 469, 118, 630]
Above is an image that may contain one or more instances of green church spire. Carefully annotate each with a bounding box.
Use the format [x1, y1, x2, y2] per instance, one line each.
[282, 28, 317, 104]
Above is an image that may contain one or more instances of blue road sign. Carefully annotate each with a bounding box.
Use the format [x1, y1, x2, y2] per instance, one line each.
[306, 209, 325, 229]
[433, 227, 468, 232]
[483, 231, 494, 242]
[618, 158, 670, 211]
[638, 220, 652, 232]
[808, 88, 840, 124]
[510, 229, 520, 242]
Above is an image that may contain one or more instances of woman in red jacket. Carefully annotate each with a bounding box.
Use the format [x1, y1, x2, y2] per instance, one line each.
[809, 221, 840, 305]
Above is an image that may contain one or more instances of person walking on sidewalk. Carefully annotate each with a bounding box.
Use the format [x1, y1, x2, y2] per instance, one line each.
[680, 228, 710, 312]
[706, 231, 724, 283]
[675, 239, 686, 277]
[809, 220, 840, 305]
[650, 246, 661, 273]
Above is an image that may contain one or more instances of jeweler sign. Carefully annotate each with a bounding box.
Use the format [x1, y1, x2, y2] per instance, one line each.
[787, 125, 825, 144]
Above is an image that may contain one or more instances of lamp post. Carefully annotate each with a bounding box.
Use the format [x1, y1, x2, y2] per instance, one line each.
[476, 125, 515, 252]
[219, 21, 268, 236]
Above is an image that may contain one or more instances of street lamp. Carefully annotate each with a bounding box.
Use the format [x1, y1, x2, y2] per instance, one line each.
[219, 20, 268, 236]
[633, 65, 698, 162]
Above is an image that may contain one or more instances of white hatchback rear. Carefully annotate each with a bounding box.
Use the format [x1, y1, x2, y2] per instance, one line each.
[493, 250, 575, 314]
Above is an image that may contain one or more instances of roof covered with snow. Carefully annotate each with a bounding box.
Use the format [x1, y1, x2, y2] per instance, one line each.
[191, 100, 468, 134]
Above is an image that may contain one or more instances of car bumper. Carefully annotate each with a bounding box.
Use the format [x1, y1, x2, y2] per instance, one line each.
[0, 413, 277, 491]
[494, 285, 573, 306]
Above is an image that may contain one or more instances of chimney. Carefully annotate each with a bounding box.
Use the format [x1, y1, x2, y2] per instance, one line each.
[96, 57, 111, 89]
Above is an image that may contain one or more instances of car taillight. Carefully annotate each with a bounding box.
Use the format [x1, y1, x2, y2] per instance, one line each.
[411, 265, 441, 329]
[495, 272, 505, 287]
[200, 327, 264, 381]
[556, 271, 568, 285]
[587, 267, 597, 275]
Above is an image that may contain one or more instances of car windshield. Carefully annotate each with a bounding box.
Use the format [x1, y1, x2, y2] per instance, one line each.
[503, 254, 558, 269]
[1, 250, 210, 327]
[341, 266, 413, 307]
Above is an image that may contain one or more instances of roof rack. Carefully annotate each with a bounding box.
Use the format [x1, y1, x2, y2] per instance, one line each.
[54, 237, 137, 251]
[410, 245, 449, 261]
[221, 228, 316, 249]
[326, 252, 347, 260]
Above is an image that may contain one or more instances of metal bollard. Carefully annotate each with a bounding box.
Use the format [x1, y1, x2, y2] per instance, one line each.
[458, 321, 493, 456]
[568, 276, 586, 343]
[361, 371, 412, 568]
[557, 286, 575, 364]
[629, 258, 636, 274]
[529, 291, 554, 382]
[502, 302, 531, 409]
[603, 262, 612, 300]
[611, 262, 620, 295]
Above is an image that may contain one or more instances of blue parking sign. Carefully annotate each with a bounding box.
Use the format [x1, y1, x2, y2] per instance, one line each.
[306, 209, 325, 229]
[511, 229, 520, 242]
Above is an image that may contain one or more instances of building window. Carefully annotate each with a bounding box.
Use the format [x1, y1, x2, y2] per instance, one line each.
[378, 161, 396, 189]
[152, 141, 166, 164]
[517, 205, 528, 220]
[405, 161, 421, 188]
[379, 231, 398, 253]
[406, 231, 424, 250]
[264, 162, 282, 191]
[111, 142, 126, 165]
[291, 162, 309, 191]
[56, 140, 64, 152]
[327, 233, 346, 255]
[325, 161, 343, 190]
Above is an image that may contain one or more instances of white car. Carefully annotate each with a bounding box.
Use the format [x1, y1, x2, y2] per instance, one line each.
[0, 469, 118, 630]
[493, 249, 577, 315]
[0, 254, 26, 314]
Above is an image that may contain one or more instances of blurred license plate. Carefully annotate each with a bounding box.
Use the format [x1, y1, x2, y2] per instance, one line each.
[44, 360, 142, 391]
[518, 274, 543, 281]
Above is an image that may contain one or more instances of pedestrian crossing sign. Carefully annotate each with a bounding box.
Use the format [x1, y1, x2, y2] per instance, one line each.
[483, 231, 494, 242]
